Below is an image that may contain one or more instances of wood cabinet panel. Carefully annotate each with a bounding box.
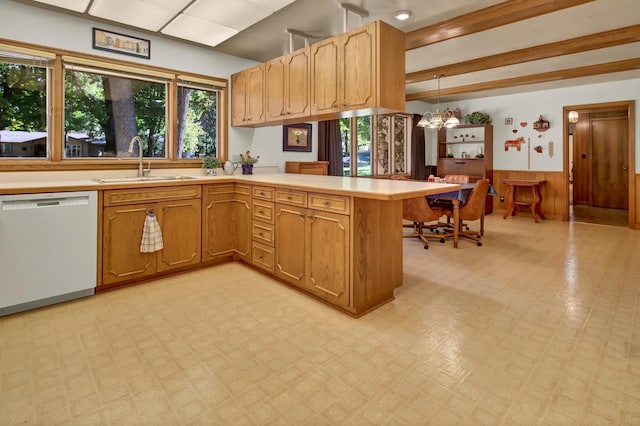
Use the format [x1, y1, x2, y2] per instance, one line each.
[253, 200, 274, 224]
[310, 37, 340, 116]
[231, 64, 265, 126]
[252, 222, 274, 246]
[274, 204, 306, 286]
[265, 56, 286, 120]
[202, 183, 251, 262]
[252, 242, 274, 273]
[102, 204, 156, 285]
[104, 185, 201, 206]
[253, 186, 275, 201]
[341, 24, 375, 110]
[157, 198, 201, 272]
[308, 193, 350, 214]
[275, 188, 307, 207]
[286, 47, 310, 118]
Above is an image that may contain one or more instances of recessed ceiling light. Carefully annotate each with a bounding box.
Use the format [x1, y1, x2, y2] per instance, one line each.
[394, 10, 411, 21]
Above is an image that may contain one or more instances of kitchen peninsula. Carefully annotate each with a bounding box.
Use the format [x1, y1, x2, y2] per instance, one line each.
[0, 172, 458, 317]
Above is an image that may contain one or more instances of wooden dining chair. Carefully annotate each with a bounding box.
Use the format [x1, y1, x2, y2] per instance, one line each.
[391, 175, 445, 249]
[441, 178, 490, 246]
[443, 174, 470, 184]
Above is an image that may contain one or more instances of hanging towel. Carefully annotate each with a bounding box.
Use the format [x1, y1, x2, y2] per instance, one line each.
[140, 212, 164, 253]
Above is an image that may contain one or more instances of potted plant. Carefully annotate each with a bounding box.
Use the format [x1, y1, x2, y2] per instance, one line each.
[238, 150, 259, 175]
[201, 156, 221, 175]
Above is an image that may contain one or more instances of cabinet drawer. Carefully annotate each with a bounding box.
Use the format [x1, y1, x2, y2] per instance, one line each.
[308, 193, 350, 215]
[275, 189, 307, 207]
[253, 186, 274, 201]
[253, 200, 274, 223]
[252, 222, 274, 246]
[252, 242, 274, 272]
[105, 185, 201, 206]
[437, 159, 485, 177]
[204, 183, 250, 199]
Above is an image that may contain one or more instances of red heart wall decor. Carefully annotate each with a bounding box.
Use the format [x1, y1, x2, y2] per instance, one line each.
[520, 122, 528, 127]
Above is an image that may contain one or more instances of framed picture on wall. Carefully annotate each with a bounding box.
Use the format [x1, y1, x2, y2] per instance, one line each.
[283, 123, 312, 152]
[92, 28, 151, 59]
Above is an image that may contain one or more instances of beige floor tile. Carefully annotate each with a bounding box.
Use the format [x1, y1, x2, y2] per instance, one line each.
[2, 215, 640, 424]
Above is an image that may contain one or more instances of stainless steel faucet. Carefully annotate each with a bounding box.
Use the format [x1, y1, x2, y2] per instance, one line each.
[128, 136, 150, 177]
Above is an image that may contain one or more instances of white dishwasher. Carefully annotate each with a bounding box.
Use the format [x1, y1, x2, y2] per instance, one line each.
[0, 190, 97, 316]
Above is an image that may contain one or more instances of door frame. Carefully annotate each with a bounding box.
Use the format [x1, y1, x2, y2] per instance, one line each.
[563, 100, 636, 228]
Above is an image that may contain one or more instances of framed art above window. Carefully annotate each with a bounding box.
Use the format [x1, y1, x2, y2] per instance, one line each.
[92, 28, 150, 59]
[283, 123, 312, 152]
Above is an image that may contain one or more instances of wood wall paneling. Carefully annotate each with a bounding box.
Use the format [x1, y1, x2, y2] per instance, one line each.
[492, 170, 566, 220]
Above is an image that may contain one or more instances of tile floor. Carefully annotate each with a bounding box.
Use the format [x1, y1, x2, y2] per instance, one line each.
[1, 214, 640, 425]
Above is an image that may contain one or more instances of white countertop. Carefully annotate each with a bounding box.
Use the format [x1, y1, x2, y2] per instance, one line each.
[0, 169, 459, 200]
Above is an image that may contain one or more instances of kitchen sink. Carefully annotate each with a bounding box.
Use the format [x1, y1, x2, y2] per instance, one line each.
[93, 175, 198, 184]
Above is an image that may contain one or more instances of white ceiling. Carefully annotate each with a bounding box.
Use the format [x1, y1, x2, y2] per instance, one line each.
[16, 0, 640, 103]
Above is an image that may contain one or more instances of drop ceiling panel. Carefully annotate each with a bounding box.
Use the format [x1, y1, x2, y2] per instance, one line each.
[248, 0, 296, 11]
[185, 0, 274, 31]
[89, 0, 192, 31]
[31, 0, 90, 12]
[162, 14, 239, 47]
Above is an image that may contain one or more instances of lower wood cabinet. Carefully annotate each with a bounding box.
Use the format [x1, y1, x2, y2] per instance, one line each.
[101, 186, 201, 287]
[202, 183, 251, 262]
[275, 192, 350, 307]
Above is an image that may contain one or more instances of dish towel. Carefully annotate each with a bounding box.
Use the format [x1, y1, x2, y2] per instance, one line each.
[140, 212, 163, 253]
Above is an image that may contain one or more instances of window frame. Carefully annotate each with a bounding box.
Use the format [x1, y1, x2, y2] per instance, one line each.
[0, 39, 228, 171]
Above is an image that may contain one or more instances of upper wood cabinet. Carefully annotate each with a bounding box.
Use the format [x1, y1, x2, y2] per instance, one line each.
[265, 47, 310, 123]
[232, 20, 405, 127]
[231, 64, 265, 127]
[311, 20, 405, 119]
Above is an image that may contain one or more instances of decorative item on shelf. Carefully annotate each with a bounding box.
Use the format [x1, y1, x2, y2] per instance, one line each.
[533, 115, 549, 132]
[534, 145, 544, 153]
[417, 75, 459, 130]
[201, 156, 221, 175]
[464, 111, 492, 125]
[476, 145, 484, 158]
[505, 117, 513, 126]
[238, 150, 259, 175]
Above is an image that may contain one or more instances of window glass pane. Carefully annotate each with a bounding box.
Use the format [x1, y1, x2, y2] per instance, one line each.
[355, 116, 371, 177]
[375, 115, 391, 175]
[0, 54, 49, 158]
[177, 85, 219, 158]
[340, 117, 351, 176]
[64, 68, 166, 158]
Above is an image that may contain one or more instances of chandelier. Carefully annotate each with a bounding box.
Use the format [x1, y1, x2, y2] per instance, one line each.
[417, 75, 459, 130]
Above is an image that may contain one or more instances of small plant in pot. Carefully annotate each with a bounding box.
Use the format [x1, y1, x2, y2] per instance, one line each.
[201, 156, 221, 175]
[238, 151, 259, 175]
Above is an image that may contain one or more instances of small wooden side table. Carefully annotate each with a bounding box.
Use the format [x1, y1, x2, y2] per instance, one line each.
[503, 179, 547, 222]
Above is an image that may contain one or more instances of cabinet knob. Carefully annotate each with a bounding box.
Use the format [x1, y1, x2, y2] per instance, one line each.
[258, 255, 264, 260]
[331, 101, 337, 108]
[258, 209, 264, 214]
[258, 232, 264, 237]
[259, 191, 265, 196]
[322, 200, 330, 207]
[298, 212, 305, 219]
[286, 195, 292, 200]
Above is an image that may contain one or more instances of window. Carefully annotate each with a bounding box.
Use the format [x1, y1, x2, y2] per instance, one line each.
[341, 114, 411, 177]
[0, 45, 53, 158]
[64, 59, 168, 158]
[177, 77, 221, 158]
[341, 116, 372, 177]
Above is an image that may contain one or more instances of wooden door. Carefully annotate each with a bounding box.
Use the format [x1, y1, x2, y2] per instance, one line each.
[156, 198, 201, 272]
[341, 23, 375, 111]
[310, 37, 340, 116]
[245, 65, 265, 124]
[265, 57, 286, 121]
[306, 210, 349, 307]
[102, 204, 156, 285]
[230, 71, 247, 126]
[202, 184, 251, 262]
[591, 116, 628, 209]
[286, 47, 310, 118]
[572, 114, 590, 205]
[274, 204, 306, 287]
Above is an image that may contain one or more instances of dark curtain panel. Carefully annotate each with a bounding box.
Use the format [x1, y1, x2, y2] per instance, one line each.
[411, 113, 427, 180]
[318, 119, 343, 176]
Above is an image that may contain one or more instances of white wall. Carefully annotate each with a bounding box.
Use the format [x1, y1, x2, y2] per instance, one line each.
[3, 0, 638, 172]
[431, 79, 640, 172]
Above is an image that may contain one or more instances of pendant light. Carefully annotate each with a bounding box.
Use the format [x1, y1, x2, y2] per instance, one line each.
[417, 75, 459, 130]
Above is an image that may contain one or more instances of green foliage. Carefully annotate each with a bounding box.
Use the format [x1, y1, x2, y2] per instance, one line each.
[464, 111, 492, 124]
[201, 155, 221, 169]
[0, 63, 47, 131]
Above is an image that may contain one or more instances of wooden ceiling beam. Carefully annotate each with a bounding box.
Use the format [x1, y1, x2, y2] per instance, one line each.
[406, 25, 640, 84]
[406, 58, 640, 102]
[405, 0, 596, 51]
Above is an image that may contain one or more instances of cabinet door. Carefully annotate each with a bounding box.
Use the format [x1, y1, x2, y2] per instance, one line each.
[274, 204, 306, 286]
[156, 198, 201, 272]
[265, 57, 286, 121]
[310, 37, 340, 116]
[202, 184, 251, 262]
[341, 23, 375, 111]
[103, 204, 156, 285]
[246, 65, 265, 124]
[306, 210, 349, 307]
[286, 47, 310, 118]
[231, 71, 247, 126]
